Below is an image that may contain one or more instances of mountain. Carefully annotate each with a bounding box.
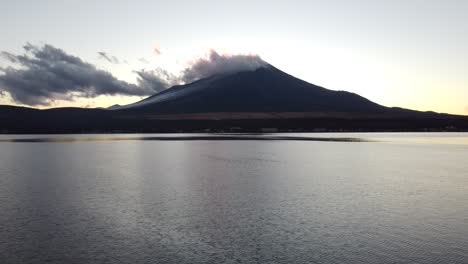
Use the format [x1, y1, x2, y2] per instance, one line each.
[115, 65, 390, 114]
[1, 64, 467, 133]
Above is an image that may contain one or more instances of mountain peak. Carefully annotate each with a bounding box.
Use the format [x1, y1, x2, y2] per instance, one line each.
[114, 64, 387, 114]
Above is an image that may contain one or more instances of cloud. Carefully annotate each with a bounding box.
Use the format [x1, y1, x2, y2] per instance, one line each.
[0, 51, 18, 63]
[139, 57, 150, 64]
[180, 49, 267, 83]
[154, 42, 163, 56]
[0, 44, 267, 106]
[135, 68, 178, 93]
[0, 44, 171, 106]
[133, 49, 267, 88]
[97, 51, 120, 64]
[154, 47, 162, 56]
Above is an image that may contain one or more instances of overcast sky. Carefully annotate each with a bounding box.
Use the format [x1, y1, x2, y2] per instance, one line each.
[1, 0, 467, 114]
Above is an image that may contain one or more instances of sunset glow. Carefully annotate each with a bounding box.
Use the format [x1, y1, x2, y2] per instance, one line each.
[1, 0, 467, 115]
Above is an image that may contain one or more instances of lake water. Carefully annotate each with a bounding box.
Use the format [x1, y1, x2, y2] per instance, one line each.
[1, 133, 467, 264]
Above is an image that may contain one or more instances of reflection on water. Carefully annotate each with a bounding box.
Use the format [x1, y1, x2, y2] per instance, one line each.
[0, 133, 467, 263]
[0, 134, 370, 143]
[1, 132, 468, 145]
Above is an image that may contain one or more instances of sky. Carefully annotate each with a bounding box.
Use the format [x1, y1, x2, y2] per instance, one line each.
[1, 0, 467, 115]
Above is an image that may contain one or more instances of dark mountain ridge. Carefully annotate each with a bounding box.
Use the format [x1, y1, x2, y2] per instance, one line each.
[0, 64, 467, 133]
[117, 65, 389, 114]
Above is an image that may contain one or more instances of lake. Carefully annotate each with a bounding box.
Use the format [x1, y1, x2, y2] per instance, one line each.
[1, 133, 467, 263]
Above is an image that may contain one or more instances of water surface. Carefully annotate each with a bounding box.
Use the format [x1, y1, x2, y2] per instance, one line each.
[1, 133, 467, 263]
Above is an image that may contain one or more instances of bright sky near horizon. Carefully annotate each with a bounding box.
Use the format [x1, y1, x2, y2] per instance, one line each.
[1, 0, 467, 114]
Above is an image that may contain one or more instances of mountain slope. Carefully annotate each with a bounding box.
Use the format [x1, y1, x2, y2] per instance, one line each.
[2, 64, 467, 133]
[115, 65, 389, 114]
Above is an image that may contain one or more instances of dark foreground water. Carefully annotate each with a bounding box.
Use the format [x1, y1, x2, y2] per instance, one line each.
[0, 133, 467, 264]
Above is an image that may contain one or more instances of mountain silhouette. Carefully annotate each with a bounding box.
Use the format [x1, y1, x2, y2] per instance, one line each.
[116, 65, 390, 114]
[1, 64, 467, 133]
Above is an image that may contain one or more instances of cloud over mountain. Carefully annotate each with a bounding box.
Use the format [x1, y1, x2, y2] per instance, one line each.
[0, 44, 267, 106]
[181, 49, 267, 83]
[135, 69, 178, 93]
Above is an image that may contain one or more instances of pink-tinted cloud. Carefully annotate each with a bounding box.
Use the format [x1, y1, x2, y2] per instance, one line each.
[154, 48, 162, 56]
[154, 43, 162, 56]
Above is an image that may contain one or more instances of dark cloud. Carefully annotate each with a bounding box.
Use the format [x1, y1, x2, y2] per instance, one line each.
[133, 50, 267, 89]
[97, 51, 120, 64]
[139, 57, 150, 64]
[0, 44, 267, 106]
[135, 68, 178, 93]
[0, 44, 171, 106]
[0, 52, 18, 63]
[180, 49, 267, 83]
